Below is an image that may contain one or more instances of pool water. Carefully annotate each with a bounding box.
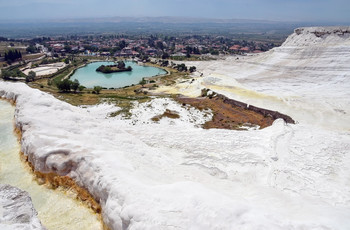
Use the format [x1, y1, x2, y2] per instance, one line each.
[70, 61, 167, 88]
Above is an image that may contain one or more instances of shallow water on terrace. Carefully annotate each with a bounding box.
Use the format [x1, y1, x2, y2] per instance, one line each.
[70, 61, 167, 88]
[0, 100, 103, 230]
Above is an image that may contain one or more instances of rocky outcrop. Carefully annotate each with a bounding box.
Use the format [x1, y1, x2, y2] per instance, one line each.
[0, 184, 45, 230]
[294, 27, 350, 37]
[282, 26, 350, 47]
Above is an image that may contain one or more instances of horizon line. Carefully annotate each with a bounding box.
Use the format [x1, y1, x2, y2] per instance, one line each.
[0, 16, 348, 25]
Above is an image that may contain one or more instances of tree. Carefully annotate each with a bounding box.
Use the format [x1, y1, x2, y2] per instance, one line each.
[64, 58, 70, 64]
[156, 41, 164, 50]
[189, 66, 196, 73]
[139, 78, 147, 87]
[93, 86, 102, 94]
[71, 79, 80, 92]
[78, 85, 85, 92]
[26, 45, 37, 54]
[118, 40, 127, 50]
[64, 45, 72, 53]
[56, 79, 71, 92]
[26, 71, 36, 82]
[140, 55, 149, 62]
[161, 52, 169, 59]
[193, 47, 201, 54]
[185, 46, 193, 54]
[117, 61, 125, 69]
[210, 50, 219, 55]
[161, 60, 169, 67]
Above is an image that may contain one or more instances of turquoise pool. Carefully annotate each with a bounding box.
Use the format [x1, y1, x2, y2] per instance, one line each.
[70, 61, 167, 88]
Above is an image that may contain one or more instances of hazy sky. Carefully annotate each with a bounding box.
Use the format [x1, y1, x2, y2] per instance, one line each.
[0, 0, 349, 22]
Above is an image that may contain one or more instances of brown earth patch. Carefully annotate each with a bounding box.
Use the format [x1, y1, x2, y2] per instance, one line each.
[151, 109, 180, 122]
[177, 96, 274, 130]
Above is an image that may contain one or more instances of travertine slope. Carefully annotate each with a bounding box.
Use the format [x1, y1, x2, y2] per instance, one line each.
[1, 27, 350, 230]
[163, 26, 350, 130]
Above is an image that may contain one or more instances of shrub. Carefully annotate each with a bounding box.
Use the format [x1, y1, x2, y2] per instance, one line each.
[93, 86, 102, 94]
[26, 71, 36, 82]
[189, 66, 196, 73]
[41, 59, 49, 65]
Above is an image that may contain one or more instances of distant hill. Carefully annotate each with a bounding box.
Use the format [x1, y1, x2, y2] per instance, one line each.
[0, 16, 330, 39]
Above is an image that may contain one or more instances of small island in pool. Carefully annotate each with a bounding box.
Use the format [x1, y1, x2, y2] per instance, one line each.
[96, 61, 132, 73]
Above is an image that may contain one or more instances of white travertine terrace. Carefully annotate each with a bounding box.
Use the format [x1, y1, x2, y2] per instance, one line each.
[1, 27, 350, 229]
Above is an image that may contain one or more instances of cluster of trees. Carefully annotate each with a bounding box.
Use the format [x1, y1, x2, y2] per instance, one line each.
[83, 45, 99, 52]
[174, 63, 187, 72]
[4, 49, 22, 63]
[64, 45, 72, 53]
[30, 37, 51, 43]
[26, 45, 39, 54]
[96, 61, 132, 73]
[160, 60, 169, 67]
[96, 65, 113, 73]
[139, 55, 150, 62]
[173, 63, 196, 73]
[185, 46, 201, 55]
[41, 58, 59, 65]
[1, 68, 26, 80]
[118, 40, 127, 50]
[117, 60, 126, 69]
[56, 79, 84, 93]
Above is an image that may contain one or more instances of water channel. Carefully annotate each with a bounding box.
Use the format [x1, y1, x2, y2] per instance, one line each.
[0, 100, 103, 230]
